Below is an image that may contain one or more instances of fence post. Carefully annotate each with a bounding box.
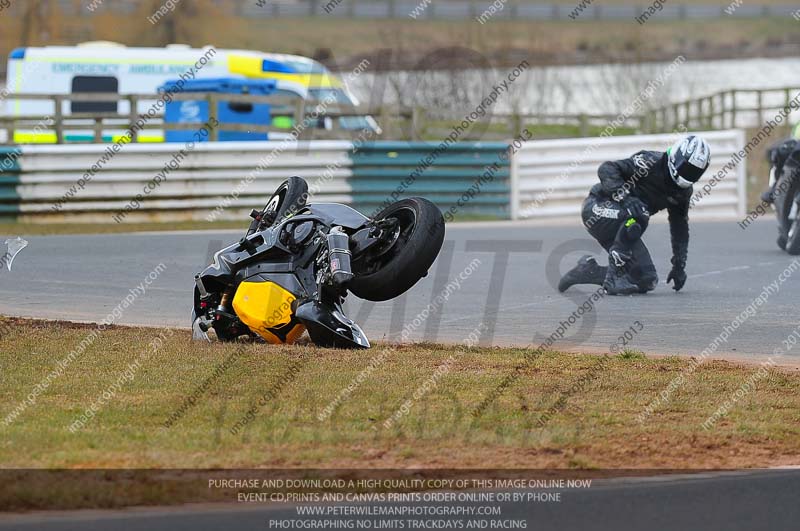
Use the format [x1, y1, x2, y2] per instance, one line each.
[511, 112, 522, 138]
[756, 90, 764, 127]
[128, 95, 139, 143]
[785, 88, 792, 115]
[293, 97, 306, 137]
[208, 93, 219, 141]
[730, 89, 737, 129]
[578, 114, 588, 137]
[708, 96, 715, 129]
[411, 107, 421, 141]
[509, 139, 520, 220]
[92, 118, 103, 144]
[684, 101, 691, 129]
[673, 103, 679, 131]
[53, 95, 64, 144]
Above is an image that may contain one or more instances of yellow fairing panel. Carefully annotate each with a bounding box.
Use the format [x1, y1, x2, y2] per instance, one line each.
[233, 281, 305, 344]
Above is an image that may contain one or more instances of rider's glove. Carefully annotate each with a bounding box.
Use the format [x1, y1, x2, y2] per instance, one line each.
[623, 196, 650, 222]
[666, 258, 687, 292]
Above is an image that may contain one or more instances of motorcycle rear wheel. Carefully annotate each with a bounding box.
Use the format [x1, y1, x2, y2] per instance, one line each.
[349, 197, 445, 302]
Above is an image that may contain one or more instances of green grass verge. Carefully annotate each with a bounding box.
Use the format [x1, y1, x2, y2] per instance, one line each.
[2, 317, 799, 473]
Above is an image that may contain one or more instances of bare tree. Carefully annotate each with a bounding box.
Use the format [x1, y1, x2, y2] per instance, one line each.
[20, 0, 56, 45]
[135, 0, 235, 47]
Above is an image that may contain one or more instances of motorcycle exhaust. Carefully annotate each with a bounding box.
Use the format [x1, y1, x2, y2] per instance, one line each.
[327, 227, 354, 286]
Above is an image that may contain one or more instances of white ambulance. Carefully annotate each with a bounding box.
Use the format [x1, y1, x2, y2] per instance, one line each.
[3, 41, 373, 143]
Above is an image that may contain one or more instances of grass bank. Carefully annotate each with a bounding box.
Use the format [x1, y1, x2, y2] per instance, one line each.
[2, 317, 799, 472]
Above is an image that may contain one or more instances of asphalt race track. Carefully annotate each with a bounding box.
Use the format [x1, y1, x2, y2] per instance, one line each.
[1, 218, 798, 363]
[2, 469, 799, 531]
[2, 219, 800, 529]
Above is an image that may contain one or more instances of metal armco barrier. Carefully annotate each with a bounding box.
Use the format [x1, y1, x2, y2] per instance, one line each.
[3, 142, 355, 222]
[513, 130, 747, 220]
[349, 142, 510, 218]
[0, 132, 746, 223]
[0, 147, 22, 218]
[0, 141, 509, 223]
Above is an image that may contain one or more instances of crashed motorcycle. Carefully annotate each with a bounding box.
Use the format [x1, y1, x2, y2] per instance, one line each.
[192, 176, 445, 349]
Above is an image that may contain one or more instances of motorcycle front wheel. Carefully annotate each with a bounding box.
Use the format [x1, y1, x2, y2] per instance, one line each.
[777, 172, 800, 255]
[255, 176, 309, 232]
[349, 197, 445, 302]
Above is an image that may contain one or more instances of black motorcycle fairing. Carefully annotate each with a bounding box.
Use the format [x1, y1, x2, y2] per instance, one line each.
[295, 300, 370, 349]
[198, 219, 313, 283]
[304, 203, 370, 230]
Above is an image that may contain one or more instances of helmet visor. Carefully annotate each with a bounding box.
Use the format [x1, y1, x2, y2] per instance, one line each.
[674, 159, 706, 185]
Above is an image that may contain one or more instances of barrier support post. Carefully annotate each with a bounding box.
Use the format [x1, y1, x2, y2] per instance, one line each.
[509, 140, 520, 220]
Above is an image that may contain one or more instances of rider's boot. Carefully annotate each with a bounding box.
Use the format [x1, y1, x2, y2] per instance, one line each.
[761, 188, 775, 204]
[603, 249, 640, 295]
[558, 255, 607, 292]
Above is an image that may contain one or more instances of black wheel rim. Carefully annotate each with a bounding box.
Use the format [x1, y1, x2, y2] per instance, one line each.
[359, 206, 417, 276]
[265, 187, 287, 216]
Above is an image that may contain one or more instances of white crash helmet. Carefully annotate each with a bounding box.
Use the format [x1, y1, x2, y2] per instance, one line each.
[667, 135, 711, 188]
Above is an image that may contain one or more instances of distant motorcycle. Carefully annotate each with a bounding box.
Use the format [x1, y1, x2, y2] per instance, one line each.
[192, 177, 445, 348]
[770, 149, 800, 255]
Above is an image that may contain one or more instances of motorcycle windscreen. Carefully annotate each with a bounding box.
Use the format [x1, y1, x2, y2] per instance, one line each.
[233, 280, 305, 344]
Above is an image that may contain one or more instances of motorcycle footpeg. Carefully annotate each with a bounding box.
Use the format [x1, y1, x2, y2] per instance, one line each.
[191, 315, 212, 342]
